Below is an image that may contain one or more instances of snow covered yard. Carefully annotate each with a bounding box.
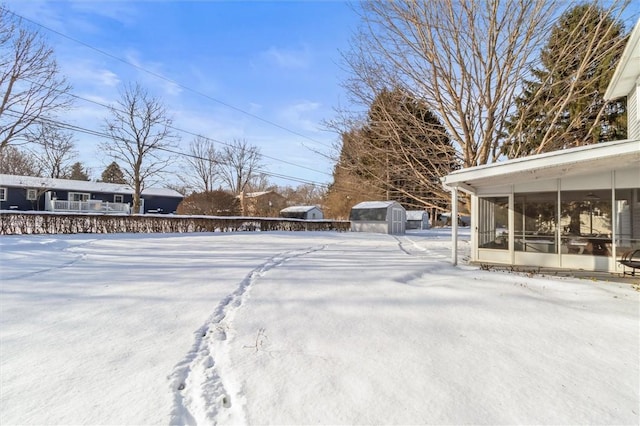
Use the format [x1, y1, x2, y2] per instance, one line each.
[0, 229, 638, 425]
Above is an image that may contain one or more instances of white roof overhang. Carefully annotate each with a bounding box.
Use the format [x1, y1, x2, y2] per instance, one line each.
[604, 18, 640, 100]
[441, 139, 640, 194]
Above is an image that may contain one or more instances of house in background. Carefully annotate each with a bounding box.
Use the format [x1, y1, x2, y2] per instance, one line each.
[280, 205, 324, 220]
[350, 201, 406, 235]
[0, 174, 184, 214]
[239, 190, 287, 217]
[441, 18, 640, 273]
[405, 210, 430, 230]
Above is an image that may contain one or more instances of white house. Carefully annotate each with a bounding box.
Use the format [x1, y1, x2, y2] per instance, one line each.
[350, 201, 406, 235]
[280, 205, 324, 220]
[440, 18, 640, 274]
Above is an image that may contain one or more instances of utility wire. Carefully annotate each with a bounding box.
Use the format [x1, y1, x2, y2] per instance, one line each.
[3, 108, 333, 188]
[4, 7, 336, 152]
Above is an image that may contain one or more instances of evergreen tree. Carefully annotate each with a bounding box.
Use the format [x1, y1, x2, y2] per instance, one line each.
[504, 3, 627, 158]
[333, 87, 458, 211]
[68, 162, 90, 181]
[101, 161, 126, 184]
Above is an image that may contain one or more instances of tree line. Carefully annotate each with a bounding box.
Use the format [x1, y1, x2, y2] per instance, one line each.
[1, 1, 633, 219]
[324, 0, 630, 218]
[0, 6, 325, 215]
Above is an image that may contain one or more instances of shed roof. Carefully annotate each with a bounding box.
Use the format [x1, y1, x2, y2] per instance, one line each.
[604, 18, 640, 100]
[406, 210, 428, 220]
[441, 139, 640, 193]
[352, 201, 402, 209]
[280, 205, 319, 213]
[0, 174, 184, 198]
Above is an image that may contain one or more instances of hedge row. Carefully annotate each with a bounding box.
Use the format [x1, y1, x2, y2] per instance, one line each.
[0, 212, 350, 235]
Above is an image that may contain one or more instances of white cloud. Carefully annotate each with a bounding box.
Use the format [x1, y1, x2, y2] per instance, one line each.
[262, 45, 311, 69]
[124, 50, 183, 98]
[68, 0, 139, 26]
[279, 100, 323, 133]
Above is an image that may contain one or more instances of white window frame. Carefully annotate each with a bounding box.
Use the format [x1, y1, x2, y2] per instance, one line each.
[0, 187, 6, 201]
[114, 194, 124, 203]
[69, 192, 90, 202]
[26, 189, 38, 201]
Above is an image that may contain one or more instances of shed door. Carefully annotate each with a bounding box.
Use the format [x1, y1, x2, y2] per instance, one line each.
[392, 208, 403, 234]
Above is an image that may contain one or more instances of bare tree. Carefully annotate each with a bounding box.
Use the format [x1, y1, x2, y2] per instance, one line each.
[28, 123, 76, 178]
[279, 183, 326, 206]
[218, 139, 263, 194]
[100, 83, 179, 213]
[0, 144, 39, 175]
[339, 0, 560, 168]
[180, 136, 219, 193]
[0, 6, 72, 151]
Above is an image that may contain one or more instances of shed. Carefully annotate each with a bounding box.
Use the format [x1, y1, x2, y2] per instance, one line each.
[280, 205, 324, 220]
[406, 210, 430, 230]
[349, 201, 406, 235]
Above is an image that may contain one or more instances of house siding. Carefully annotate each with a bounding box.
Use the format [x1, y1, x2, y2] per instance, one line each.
[629, 84, 640, 139]
[1, 187, 42, 211]
[0, 174, 183, 214]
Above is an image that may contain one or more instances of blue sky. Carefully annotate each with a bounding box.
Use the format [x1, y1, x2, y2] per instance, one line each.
[4, 0, 360, 187]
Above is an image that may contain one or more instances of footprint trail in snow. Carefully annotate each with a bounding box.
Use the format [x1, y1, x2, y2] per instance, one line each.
[167, 245, 326, 425]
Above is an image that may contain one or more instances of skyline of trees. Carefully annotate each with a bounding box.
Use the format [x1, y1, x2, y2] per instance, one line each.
[1, 1, 636, 218]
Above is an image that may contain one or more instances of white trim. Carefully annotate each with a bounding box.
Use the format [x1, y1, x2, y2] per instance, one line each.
[441, 139, 640, 192]
[604, 18, 640, 100]
[451, 187, 458, 266]
[69, 192, 90, 202]
[26, 188, 38, 200]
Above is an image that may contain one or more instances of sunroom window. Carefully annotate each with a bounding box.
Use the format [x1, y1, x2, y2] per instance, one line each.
[478, 196, 509, 250]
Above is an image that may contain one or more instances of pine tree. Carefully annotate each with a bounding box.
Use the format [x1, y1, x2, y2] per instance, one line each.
[101, 161, 126, 184]
[68, 162, 90, 181]
[504, 3, 627, 158]
[348, 87, 458, 210]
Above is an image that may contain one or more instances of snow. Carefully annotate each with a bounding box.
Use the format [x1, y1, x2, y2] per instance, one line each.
[351, 200, 398, 209]
[0, 228, 638, 425]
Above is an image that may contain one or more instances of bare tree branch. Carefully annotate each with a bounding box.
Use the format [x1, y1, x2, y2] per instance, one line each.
[100, 82, 179, 213]
[0, 7, 72, 151]
[217, 139, 264, 194]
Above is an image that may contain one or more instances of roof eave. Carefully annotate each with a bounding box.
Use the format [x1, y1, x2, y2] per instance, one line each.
[604, 18, 640, 100]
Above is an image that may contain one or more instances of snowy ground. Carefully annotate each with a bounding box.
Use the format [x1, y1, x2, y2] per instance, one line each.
[0, 228, 638, 425]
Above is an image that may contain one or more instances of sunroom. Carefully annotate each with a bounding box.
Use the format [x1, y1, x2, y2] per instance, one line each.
[441, 139, 640, 273]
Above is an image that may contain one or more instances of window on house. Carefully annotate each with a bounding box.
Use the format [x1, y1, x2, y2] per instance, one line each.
[0, 187, 6, 201]
[478, 196, 509, 250]
[26, 189, 38, 200]
[69, 192, 90, 202]
[560, 190, 612, 256]
[615, 188, 640, 251]
[514, 192, 557, 253]
[114, 194, 124, 203]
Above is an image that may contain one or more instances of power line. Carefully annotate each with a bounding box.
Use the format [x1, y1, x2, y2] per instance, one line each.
[62, 89, 333, 177]
[3, 108, 333, 188]
[3, 7, 336, 153]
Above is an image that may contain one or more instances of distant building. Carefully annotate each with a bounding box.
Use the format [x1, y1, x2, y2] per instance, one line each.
[405, 210, 430, 230]
[350, 201, 406, 235]
[280, 205, 324, 220]
[239, 191, 287, 217]
[0, 174, 183, 214]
